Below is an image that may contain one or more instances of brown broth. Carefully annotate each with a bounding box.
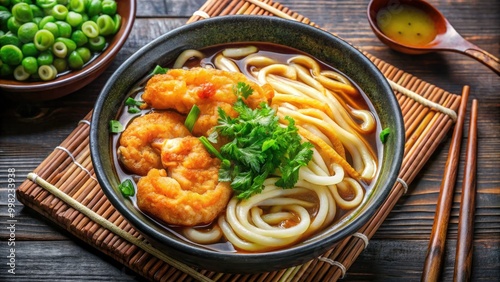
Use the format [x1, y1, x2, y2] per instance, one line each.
[110, 42, 384, 252]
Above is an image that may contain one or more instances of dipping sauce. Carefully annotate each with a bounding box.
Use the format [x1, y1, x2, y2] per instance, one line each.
[376, 4, 437, 47]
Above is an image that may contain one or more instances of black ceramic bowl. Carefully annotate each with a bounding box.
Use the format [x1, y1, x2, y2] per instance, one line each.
[90, 15, 404, 274]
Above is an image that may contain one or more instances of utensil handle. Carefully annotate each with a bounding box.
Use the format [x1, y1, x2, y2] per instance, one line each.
[464, 47, 500, 75]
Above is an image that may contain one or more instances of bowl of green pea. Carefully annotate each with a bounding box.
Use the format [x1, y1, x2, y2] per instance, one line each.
[0, 0, 136, 101]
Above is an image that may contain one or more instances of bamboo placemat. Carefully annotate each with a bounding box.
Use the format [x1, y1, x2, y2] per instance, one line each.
[17, 0, 463, 281]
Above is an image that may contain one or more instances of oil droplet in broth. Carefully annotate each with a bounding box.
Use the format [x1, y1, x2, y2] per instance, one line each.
[376, 4, 437, 47]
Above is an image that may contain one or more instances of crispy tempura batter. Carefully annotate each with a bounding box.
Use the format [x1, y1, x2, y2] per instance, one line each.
[118, 112, 191, 176]
[142, 67, 274, 136]
[121, 68, 274, 226]
[137, 137, 232, 226]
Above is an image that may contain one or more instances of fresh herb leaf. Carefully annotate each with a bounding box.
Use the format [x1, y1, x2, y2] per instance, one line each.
[185, 104, 201, 132]
[215, 84, 314, 199]
[109, 120, 124, 133]
[152, 65, 169, 74]
[234, 81, 254, 99]
[380, 127, 391, 144]
[118, 179, 135, 197]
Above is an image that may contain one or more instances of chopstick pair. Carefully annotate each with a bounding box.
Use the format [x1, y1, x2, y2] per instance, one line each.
[421, 86, 478, 282]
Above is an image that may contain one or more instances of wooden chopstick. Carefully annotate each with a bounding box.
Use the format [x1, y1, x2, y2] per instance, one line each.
[421, 85, 470, 282]
[453, 99, 478, 282]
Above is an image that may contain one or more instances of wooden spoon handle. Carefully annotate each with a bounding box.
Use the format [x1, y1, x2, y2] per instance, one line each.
[464, 47, 500, 75]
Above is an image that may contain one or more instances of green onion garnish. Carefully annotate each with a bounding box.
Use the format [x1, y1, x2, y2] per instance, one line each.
[125, 97, 144, 107]
[118, 179, 135, 197]
[184, 104, 201, 132]
[379, 127, 391, 144]
[125, 97, 145, 113]
[109, 120, 124, 133]
[199, 136, 224, 160]
[152, 65, 169, 75]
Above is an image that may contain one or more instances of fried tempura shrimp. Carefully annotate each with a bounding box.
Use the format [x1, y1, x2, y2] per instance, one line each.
[143, 67, 273, 111]
[141, 67, 274, 136]
[137, 137, 232, 226]
[118, 112, 191, 176]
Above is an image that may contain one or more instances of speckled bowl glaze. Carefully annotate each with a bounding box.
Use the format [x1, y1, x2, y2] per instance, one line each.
[0, 0, 136, 102]
[90, 15, 404, 274]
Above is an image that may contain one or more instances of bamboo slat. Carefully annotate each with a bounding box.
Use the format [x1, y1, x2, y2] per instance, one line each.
[16, 0, 462, 281]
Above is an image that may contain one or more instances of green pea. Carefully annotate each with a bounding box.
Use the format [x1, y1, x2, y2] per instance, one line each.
[42, 21, 59, 38]
[0, 10, 12, 31]
[66, 11, 82, 27]
[29, 4, 43, 18]
[88, 35, 105, 52]
[52, 41, 67, 58]
[34, 29, 54, 51]
[0, 63, 13, 77]
[7, 16, 22, 34]
[69, 0, 85, 13]
[81, 20, 98, 38]
[38, 64, 57, 80]
[0, 32, 20, 46]
[38, 15, 54, 29]
[21, 56, 38, 74]
[68, 49, 83, 69]
[89, 14, 98, 23]
[35, 0, 57, 9]
[76, 46, 90, 63]
[0, 45, 23, 65]
[32, 16, 41, 26]
[13, 65, 31, 80]
[37, 50, 53, 65]
[101, 0, 117, 16]
[55, 37, 76, 53]
[51, 4, 68, 21]
[96, 14, 114, 36]
[17, 22, 38, 43]
[112, 13, 121, 34]
[71, 30, 87, 46]
[21, 42, 39, 56]
[86, 0, 101, 18]
[12, 3, 33, 23]
[55, 20, 71, 38]
[52, 57, 67, 72]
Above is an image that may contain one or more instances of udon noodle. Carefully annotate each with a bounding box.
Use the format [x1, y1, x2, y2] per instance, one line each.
[114, 43, 381, 252]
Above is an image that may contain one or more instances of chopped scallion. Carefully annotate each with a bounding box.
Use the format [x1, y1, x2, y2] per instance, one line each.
[125, 97, 145, 107]
[118, 179, 135, 197]
[184, 104, 201, 132]
[199, 136, 224, 160]
[380, 127, 391, 144]
[125, 97, 145, 114]
[128, 107, 141, 114]
[152, 65, 168, 74]
[109, 120, 124, 133]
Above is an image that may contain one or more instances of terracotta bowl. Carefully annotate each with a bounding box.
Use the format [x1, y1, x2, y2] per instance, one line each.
[90, 15, 405, 274]
[0, 0, 136, 102]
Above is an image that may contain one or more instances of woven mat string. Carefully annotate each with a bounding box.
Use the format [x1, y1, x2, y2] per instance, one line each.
[55, 146, 97, 181]
[193, 10, 210, 19]
[396, 177, 409, 194]
[352, 232, 369, 249]
[318, 256, 347, 279]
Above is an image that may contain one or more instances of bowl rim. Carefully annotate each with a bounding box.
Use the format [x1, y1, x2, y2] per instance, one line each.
[90, 15, 404, 272]
[0, 0, 137, 93]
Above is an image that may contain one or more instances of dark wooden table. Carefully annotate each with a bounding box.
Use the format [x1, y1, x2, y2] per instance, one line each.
[1, 0, 499, 281]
